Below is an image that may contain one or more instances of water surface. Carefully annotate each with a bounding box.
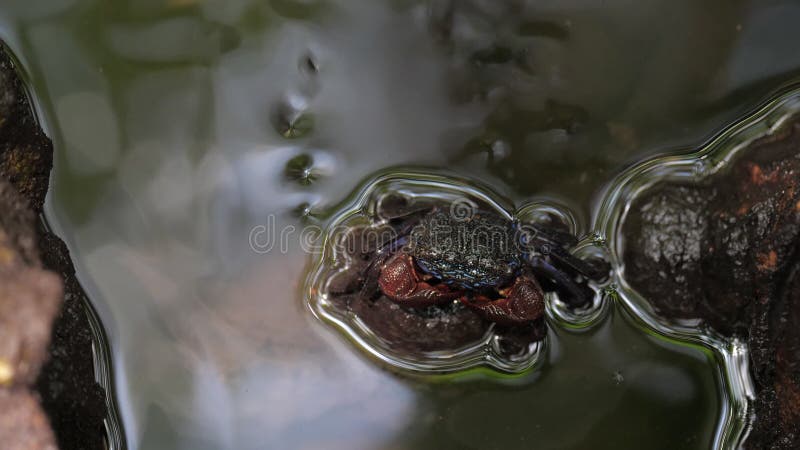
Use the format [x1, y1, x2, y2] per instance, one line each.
[3, 1, 800, 449]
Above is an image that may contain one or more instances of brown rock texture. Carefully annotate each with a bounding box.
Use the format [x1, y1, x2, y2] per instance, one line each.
[0, 266, 63, 388]
[0, 52, 52, 212]
[624, 118, 800, 449]
[0, 47, 108, 450]
[0, 390, 57, 450]
[0, 178, 61, 448]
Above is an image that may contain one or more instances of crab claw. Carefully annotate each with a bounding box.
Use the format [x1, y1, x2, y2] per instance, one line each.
[379, 253, 463, 308]
[460, 273, 545, 326]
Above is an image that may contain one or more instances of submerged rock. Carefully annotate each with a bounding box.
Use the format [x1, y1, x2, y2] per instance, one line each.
[624, 117, 800, 449]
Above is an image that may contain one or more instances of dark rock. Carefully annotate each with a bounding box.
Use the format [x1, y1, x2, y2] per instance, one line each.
[0, 46, 107, 450]
[343, 293, 489, 353]
[623, 118, 800, 449]
[35, 233, 108, 450]
[0, 176, 61, 450]
[0, 53, 53, 212]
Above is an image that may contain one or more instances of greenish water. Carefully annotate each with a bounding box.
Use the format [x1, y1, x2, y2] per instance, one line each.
[2, 1, 800, 449]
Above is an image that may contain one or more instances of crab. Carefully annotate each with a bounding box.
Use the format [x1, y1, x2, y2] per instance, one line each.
[361, 207, 608, 327]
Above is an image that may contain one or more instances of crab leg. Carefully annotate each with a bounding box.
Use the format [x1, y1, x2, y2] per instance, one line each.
[360, 207, 435, 298]
[379, 253, 463, 308]
[359, 235, 408, 299]
[524, 224, 579, 248]
[525, 232, 608, 281]
[460, 274, 545, 326]
[528, 256, 594, 307]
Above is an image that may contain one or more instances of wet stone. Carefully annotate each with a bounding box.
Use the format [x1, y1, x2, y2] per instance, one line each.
[0, 390, 58, 450]
[0, 46, 107, 450]
[339, 293, 489, 354]
[0, 177, 61, 450]
[0, 55, 53, 212]
[624, 185, 714, 321]
[623, 117, 800, 450]
[0, 180, 39, 269]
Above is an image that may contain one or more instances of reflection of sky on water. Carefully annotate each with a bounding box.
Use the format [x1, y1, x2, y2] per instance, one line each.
[2, 0, 799, 448]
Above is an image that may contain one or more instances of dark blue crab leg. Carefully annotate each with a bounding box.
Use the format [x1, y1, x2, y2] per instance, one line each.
[381, 202, 435, 222]
[525, 224, 579, 248]
[525, 233, 608, 281]
[528, 256, 593, 307]
[548, 245, 608, 281]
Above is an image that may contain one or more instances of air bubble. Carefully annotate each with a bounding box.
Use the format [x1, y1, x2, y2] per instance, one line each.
[272, 98, 315, 139]
[292, 202, 316, 220]
[284, 154, 317, 185]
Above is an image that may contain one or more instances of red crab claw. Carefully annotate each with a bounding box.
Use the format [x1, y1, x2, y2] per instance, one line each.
[460, 274, 546, 326]
[378, 253, 463, 308]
